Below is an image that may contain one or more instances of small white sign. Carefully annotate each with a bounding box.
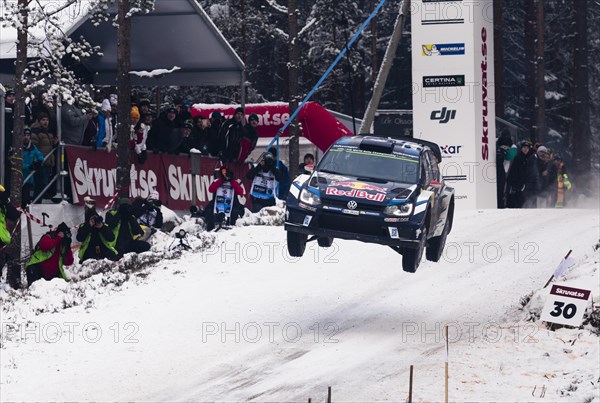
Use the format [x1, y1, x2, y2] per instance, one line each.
[388, 227, 400, 239]
[540, 283, 591, 327]
[302, 215, 312, 226]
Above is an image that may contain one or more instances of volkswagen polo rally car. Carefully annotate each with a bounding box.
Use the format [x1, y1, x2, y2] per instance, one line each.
[284, 136, 455, 273]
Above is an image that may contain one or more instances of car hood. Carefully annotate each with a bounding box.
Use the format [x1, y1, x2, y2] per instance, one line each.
[309, 171, 416, 205]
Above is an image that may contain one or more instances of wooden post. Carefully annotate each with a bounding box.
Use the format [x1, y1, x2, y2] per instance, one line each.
[444, 325, 449, 403]
[408, 365, 414, 403]
[327, 386, 332, 403]
[308, 399, 311, 403]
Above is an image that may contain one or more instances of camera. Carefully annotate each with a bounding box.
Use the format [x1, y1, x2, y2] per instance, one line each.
[92, 215, 103, 225]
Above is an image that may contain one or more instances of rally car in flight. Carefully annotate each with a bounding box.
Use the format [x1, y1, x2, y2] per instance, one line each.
[284, 136, 455, 273]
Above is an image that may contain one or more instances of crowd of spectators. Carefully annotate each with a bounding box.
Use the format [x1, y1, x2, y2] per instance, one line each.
[497, 129, 573, 209]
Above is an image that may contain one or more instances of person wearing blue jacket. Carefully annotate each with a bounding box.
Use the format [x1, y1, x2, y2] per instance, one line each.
[96, 99, 115, 150]
[22, 127, 45, 205]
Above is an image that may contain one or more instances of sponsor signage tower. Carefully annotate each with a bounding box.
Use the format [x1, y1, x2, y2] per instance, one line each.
[411, 0, 497, 208]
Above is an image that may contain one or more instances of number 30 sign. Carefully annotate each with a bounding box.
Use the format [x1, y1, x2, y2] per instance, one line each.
[540, 283, 591, 327]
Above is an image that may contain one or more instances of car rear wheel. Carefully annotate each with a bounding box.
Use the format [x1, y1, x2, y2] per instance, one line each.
[287, 231, 307, 257]
[317, 237, 333, 248]
[402, 227, 427, 273]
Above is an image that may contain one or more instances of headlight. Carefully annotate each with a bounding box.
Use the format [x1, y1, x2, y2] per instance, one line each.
[299, 188, 321, 206]
[383, 203, 413, 217]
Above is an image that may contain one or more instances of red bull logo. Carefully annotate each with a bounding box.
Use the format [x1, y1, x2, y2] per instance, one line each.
[330, 181, 386, 193]
[326, 187, 386, 202]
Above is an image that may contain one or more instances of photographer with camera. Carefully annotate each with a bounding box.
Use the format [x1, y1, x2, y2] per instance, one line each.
[246, 152, 282, 213]
[204, 166, 245, 231]
[76, 212, 119, 263]
[26, 222, 75, 285]
[106, 198, 150, 257]
[132, 190, 163, 240]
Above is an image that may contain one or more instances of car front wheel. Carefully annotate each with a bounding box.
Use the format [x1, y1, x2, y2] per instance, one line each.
[287, 231, 308, 257]
[402, 226, 427, 273]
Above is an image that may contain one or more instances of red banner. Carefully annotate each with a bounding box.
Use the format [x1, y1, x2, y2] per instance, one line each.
[191, 101, 352, 151]
[66, 146, 252, 211]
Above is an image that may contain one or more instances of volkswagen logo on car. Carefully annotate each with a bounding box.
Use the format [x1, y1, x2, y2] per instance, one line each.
[347, 200, 358, 210]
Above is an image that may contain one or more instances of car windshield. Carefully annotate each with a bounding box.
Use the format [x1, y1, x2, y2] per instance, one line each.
[317, 147, 420, 184]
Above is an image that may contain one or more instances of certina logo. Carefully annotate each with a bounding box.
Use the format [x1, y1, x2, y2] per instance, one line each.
[422, 43, 465, 56]
[441, 145, 462, 155]
[430, 107, 456, 124]
[481, 27, 489, 161]
[421, 0, 465, 25]
[423, 75, 465, 88]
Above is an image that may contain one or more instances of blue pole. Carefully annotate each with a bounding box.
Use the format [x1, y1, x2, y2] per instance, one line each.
[268, 0, 388, 150]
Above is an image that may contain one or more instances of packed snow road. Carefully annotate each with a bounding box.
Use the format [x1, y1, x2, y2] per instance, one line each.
[1, 208, 599, 402]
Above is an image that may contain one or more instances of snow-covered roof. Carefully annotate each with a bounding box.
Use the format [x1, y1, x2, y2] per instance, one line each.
[0, 0, 244, 87]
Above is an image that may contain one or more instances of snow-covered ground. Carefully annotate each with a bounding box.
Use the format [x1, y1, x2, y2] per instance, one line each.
[1, 208, 599, 402]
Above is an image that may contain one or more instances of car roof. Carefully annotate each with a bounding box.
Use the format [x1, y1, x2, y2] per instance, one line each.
[334, 135, 425, 157]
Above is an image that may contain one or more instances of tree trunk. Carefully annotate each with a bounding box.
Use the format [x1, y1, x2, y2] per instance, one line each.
[370, 0, 378, 84]
[6, 0, 30, 289]
[571, 0, 591, 178]
[240, 0, 248, 101]
[534, 0, 545, 144]
[493, 0, 504, 118]
[287, 0, 300, 179]
[523, 0, 536, 142]
[116, 0, 132, 199]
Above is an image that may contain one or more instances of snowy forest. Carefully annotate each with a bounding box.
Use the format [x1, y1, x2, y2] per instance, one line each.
[199, 0, 599, 176]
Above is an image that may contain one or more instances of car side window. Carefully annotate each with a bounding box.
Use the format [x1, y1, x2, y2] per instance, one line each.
[428, 151, 440, 181]
[421, 156, 430, 186]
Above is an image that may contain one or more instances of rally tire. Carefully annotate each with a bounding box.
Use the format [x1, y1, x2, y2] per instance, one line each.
[426, 219, 449, 262]
[287, 231, 308, 257]
[317, 237, 333, 248]
[402, 226, 427, 273]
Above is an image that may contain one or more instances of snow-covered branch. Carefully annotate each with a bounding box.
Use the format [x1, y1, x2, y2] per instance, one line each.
[129, 66, 181, 78]
[266, 0, 287, 14]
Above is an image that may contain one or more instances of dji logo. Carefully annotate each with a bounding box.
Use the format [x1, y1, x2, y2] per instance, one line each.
[430, 107, 457, 124]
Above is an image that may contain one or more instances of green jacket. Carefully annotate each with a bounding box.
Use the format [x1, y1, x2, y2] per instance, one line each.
[77, 223, 118, 260]
[27, 245, 67, 280]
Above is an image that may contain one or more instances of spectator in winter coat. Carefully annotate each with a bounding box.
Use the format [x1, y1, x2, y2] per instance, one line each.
[61, 103, 93, 145]
[22, 128, 45, 205]
[238, 113, 259, 163]
[147, 107, 179, 153]
[506, 140, 540, 208]
[0, 184, 20, 254]
[547, 155, 572, 208]
[191, 115, 211, 155]
[204, 166, 245, 230]
[177, 100, 193, 126]
[218, 107, 245, 162]
[106, 198, 151, 257]
[299, 153, 315, 174]
[132, 112, 152, 164]
[82, 110, 100, 147]
[132, 190, 163, 230]
[77, 213, 119, 263]
[208, 111, 224, 157]
[268, 147, 290, 199]
[171, 120, 195, 155]
[31, 113, 57, 198]
[138, 99, 153, 116]
[97, 99, 115, 150]
[246, 152, 283, 212]
[26, 222, 74, 286]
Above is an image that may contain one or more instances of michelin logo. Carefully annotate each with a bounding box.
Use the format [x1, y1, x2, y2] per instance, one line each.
[422, 43, 465, 56]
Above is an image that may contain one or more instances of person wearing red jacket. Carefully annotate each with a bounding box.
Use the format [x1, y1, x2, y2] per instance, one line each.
[26, 222, 74, 286]
[204, 167, 245, 231]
